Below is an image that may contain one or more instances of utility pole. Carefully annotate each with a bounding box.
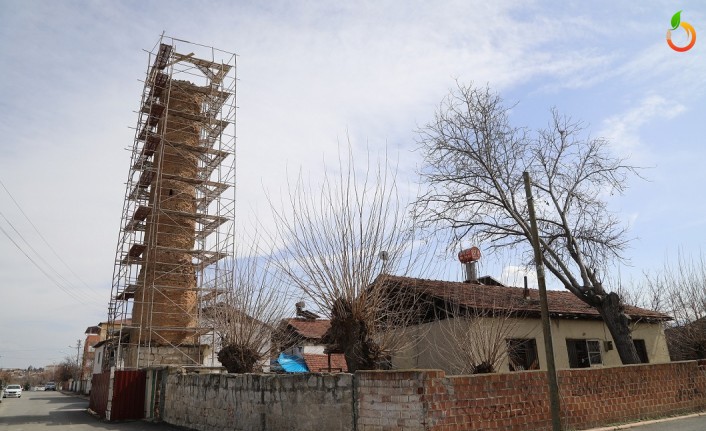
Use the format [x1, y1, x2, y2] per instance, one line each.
[71, 340, 82, 381]
[523, 171, 562, 431]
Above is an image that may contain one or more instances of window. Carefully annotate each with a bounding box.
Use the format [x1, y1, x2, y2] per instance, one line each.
[507, 338, 539, 371]
[566, 339, 602, 368]
[633, 339, 649, 363]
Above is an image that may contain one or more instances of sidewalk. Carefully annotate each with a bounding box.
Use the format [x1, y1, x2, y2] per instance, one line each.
[584, 411, 706, 431]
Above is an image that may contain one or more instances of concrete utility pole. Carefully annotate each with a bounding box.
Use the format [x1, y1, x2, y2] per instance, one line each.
[523, 171, 562, 431]
[71, 340, 82, 380]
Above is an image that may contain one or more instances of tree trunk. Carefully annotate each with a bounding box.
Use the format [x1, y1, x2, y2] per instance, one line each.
[597, 292, 641, 365]
[341, 321, 380, 373]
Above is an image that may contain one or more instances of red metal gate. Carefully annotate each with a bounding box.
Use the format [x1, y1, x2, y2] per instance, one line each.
[111, 370, 146, 420]
[88, 370, 146, 421]
[89, 371, 110, 418]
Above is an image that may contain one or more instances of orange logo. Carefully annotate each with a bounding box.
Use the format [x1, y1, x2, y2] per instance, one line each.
[667, 10, 696, 52]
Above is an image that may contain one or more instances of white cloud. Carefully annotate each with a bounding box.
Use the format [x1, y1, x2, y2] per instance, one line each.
[600, 95, 686, 159]
[500, 265, 537, 289]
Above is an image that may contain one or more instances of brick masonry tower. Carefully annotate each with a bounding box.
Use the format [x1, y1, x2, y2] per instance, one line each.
[108, 38, 236, 369]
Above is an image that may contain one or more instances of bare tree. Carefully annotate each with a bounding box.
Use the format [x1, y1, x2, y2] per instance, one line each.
[269, 147, 424, 372]
[433, 295, 531, 374]
[204, 236, 293, 373]
[57, 357, 78, 383]
[642, 252, 706, 360]
[415, 83, 643, 364]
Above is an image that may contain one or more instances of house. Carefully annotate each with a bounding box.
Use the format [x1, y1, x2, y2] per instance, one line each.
[374, 275, 671, 374]
[89, 319, 132, 374]
[275, 314, 348, 372]
[82, 326, 101, 380]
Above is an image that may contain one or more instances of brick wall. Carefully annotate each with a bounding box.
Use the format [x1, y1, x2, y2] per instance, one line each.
[355, 360, 706, 431]
[161, 361, 706, 431]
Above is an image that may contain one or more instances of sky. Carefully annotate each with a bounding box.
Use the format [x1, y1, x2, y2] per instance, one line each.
[0, 0, 704, 369]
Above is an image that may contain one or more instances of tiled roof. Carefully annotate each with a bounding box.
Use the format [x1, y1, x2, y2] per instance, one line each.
[286, 318, 332, 340]
[303, 353, 348, 372]
[377, 275, 670, 321]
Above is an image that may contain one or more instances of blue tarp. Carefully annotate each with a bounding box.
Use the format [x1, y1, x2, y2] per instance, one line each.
[277, 353, 309, 373]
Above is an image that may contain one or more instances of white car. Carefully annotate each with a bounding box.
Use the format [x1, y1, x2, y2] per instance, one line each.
[3, 384, 22, 398]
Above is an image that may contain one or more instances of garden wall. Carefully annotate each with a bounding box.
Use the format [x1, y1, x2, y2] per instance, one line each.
[163, 372, 354, 431]
[162, 360, 706, 431]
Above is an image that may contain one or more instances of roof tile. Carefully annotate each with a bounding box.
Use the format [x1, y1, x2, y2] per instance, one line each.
[286, 318, 331, 340]
[303, 353, 348, 372]
[378, 275, 670, 321]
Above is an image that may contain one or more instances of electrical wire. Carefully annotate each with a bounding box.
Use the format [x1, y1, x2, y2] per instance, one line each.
[0, 223, 95, 305]
[0, 177, 106, 299]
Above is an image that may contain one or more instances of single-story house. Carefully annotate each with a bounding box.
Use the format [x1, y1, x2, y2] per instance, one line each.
[275, 316, 348, 372]
[374, 275, 671, 374]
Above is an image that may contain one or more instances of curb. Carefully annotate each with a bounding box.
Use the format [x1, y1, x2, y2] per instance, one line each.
[582, 411, 706, 431]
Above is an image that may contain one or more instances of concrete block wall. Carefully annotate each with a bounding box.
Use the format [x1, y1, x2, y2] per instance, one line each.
[163, 372, 354, 431]
[355, 370, 433, 431]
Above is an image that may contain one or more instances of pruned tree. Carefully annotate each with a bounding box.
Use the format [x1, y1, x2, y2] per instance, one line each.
[641, 252, 706, 360]
[433, 293, 531, 374]
[269, 146, 425, 372]
[415, 82, 643, 364]
[204, 236, 293, 373]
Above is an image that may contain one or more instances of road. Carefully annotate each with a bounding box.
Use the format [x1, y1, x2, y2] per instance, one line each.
[0, 390, 188, 430]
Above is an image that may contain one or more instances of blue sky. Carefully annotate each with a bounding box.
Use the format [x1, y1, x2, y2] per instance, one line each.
[0, 1, 704, 369]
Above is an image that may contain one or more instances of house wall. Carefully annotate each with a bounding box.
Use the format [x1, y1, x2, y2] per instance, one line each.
[390, 316, 669, 374]
[160, 361, 706, 431]
[93, 345, 105, 375]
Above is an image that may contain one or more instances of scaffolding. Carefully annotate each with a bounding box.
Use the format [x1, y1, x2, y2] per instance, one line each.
[107, 36, 236, 369]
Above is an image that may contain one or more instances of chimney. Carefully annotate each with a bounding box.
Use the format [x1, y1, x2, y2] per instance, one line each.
[295, 301, 305, 315]
[523, 276, 530, 299]
[458, 247, 481, 283]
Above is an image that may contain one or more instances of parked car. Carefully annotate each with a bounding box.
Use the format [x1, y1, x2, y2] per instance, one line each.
[3, 384, 22, 398]
[45, 382, 56, 391]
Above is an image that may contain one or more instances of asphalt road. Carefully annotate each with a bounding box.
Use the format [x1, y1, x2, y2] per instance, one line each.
[0, 390, 188, 430]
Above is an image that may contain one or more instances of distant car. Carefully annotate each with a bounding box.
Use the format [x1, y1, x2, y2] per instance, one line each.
[45, 382, 56, 391]
[3, 384, 22, 398]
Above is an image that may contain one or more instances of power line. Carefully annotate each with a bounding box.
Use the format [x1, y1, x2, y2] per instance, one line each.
[0, 222, 98, 306]
[0, 177, 105, 303]
[0, 177, 105, 295]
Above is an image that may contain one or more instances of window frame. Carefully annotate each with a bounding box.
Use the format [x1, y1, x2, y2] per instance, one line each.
[566, 338, 603, 368]
[506, 338, 540, 371]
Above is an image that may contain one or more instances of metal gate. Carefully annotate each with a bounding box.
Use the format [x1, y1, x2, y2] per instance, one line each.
[89, 371, 110, 418]
[88, 369, 146, 421]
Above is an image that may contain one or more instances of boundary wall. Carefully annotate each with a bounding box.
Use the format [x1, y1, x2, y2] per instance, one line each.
[161, 360, 706, 431]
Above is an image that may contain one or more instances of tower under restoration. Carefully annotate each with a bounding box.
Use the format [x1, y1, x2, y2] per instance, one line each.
[107, 37, 236, 369]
